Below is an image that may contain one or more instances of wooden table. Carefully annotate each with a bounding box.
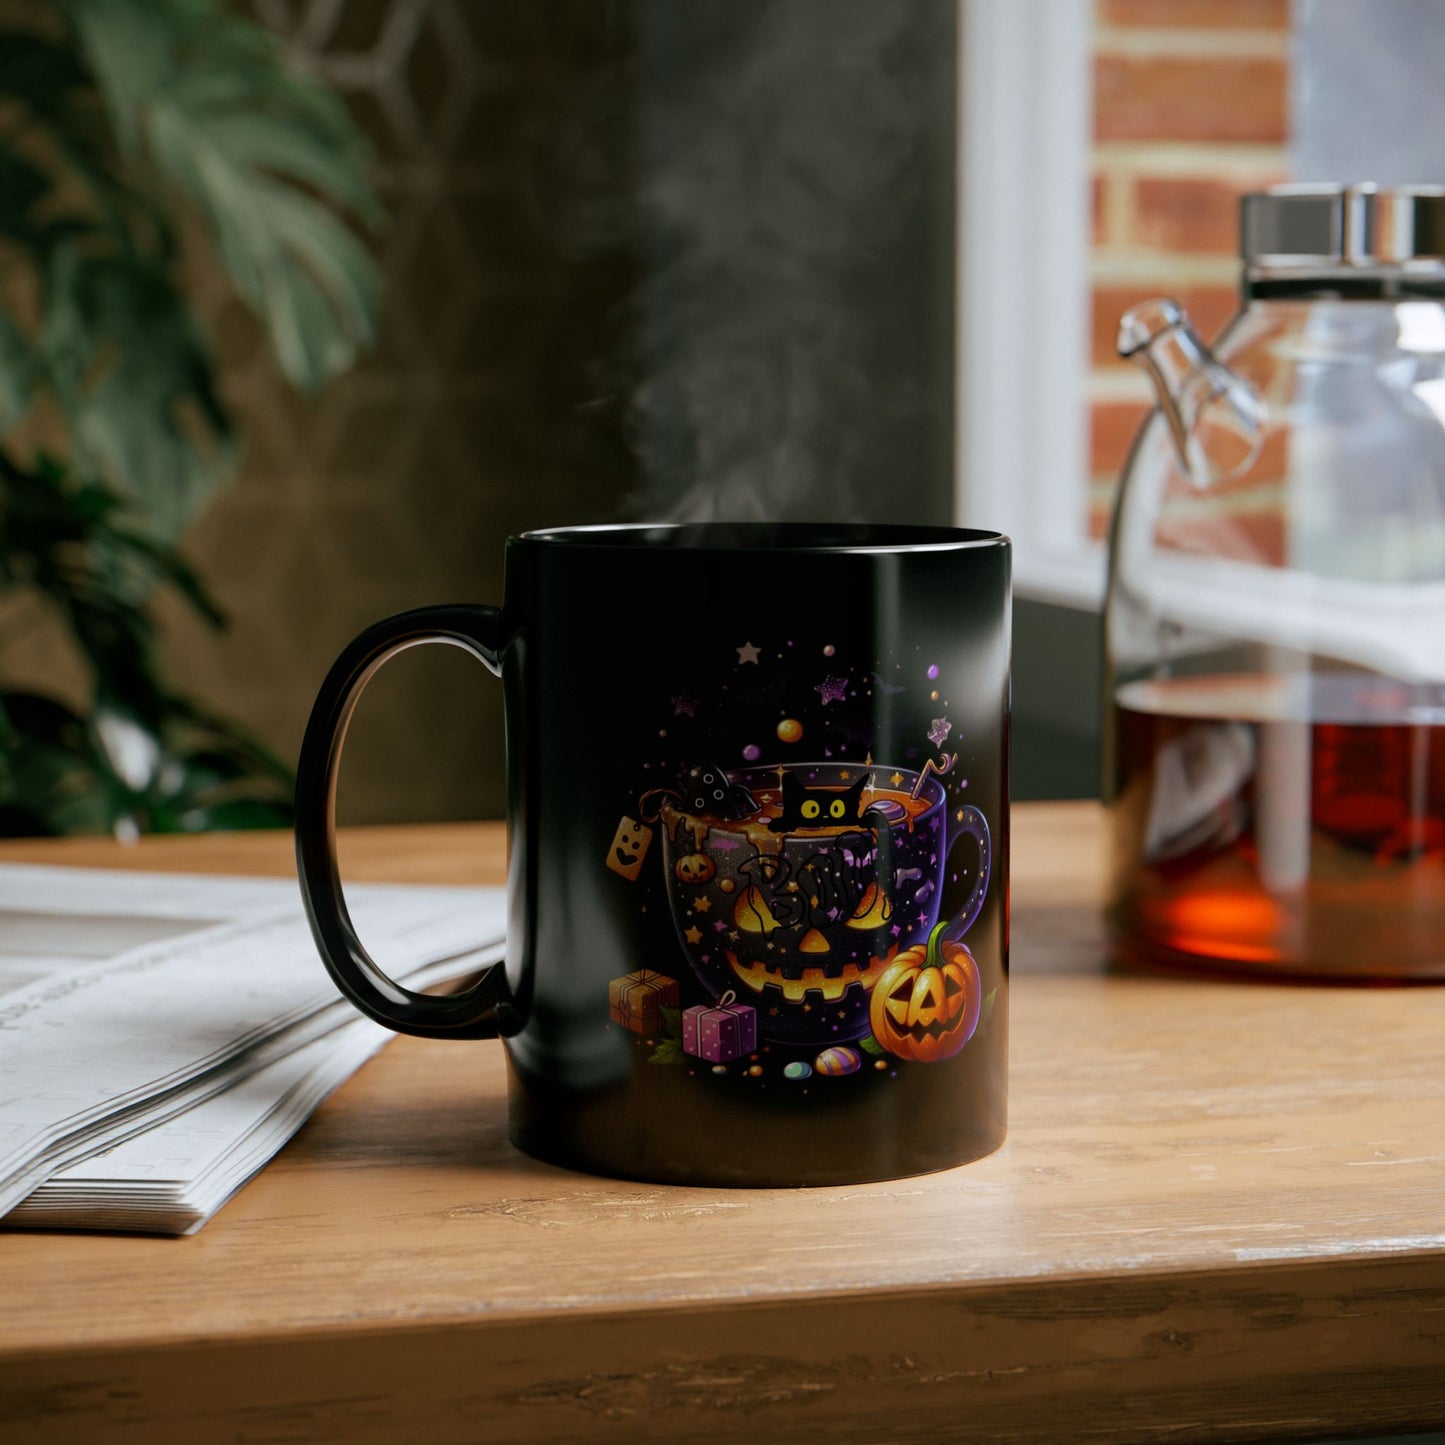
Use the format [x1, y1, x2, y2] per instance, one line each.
[2, 803, 1443, 1444]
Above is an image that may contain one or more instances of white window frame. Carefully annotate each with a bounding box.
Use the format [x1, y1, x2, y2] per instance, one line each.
[956, 0, 1104, 610]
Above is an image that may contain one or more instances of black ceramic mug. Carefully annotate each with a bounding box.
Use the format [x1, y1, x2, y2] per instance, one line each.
[296, 523, 1010, 1186]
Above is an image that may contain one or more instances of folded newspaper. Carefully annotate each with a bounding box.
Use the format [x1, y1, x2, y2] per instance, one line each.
[0, 864, 505, 1235]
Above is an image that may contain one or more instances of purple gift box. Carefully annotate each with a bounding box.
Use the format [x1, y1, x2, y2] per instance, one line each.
[682, 991, 757, 1064]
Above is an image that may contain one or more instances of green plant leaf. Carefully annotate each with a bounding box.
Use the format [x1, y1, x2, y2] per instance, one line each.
[0, 668, 296, 837]
[163, 696, 295, 784]
[0, 149, 51, 247]
[0, 33, 90, 117]
[176, 797, 292, 832]
[0, 689, 114, 837]
[0, 316, 31, 427]
[0, 2, 364, 837]
[192, 109, 379, 223]
[659, 1004, 682, 1038]
[0, 453, 297, 836]
[0, 30, 161, 258]
[64, 0, 381, 392]
[857, 1033, 885, 1056]
[649, 1039, 685, 1067]
[31, 248, 234, 537]
[108, 525, 225, 626]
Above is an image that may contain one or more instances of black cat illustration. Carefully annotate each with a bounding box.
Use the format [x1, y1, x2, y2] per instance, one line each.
[769, 772, 868, 832]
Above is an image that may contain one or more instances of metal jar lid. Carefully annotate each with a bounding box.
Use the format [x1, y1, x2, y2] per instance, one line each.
[1241, 184, 1445, 270]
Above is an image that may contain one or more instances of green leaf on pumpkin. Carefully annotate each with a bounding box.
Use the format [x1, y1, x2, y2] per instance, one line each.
[979, 987, 998, 1032]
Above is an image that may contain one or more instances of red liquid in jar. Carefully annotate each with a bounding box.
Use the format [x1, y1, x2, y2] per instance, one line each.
[1109, 674, 1445, 979]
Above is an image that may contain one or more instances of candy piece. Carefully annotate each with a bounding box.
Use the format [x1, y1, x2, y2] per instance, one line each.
[783, 1060, 813, 1081]
[814, 1045, 862, 1076]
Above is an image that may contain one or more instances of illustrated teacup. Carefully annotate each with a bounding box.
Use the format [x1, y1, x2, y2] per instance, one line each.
[656, 761, 989, 1045]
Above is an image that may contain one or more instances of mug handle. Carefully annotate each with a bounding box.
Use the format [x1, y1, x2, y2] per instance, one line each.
[295, 605, 512, 1040]
[947, 804, 991, 938]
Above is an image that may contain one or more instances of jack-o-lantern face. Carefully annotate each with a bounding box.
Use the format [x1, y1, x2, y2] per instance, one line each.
[869, 922, 981, 1062]
[675, 852, 716, 885]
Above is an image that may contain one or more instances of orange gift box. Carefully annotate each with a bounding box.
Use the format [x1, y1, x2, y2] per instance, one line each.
[608, 969, 679, 1034]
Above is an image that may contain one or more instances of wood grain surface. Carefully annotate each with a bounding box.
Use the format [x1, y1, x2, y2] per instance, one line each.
[2, 804, 1443, 1443]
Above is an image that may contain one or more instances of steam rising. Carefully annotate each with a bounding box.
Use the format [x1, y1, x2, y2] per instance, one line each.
[614, 0, 956, 524]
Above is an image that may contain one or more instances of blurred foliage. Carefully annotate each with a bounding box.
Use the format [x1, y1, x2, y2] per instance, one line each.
[0, 0, 380, 836]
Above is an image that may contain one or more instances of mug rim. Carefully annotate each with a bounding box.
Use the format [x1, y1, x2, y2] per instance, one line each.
[514, 522, 1009, 554]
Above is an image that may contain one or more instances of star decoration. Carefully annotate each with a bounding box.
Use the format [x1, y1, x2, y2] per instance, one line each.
[728, 929, 740, 941]
[694, 895, 712, 913]
[816, 675, 848, 705]
[684, 926, 703, 945]
[839, 769, 851, 780]
[928, 717, 952, 747]
[737, 641, 761, 664]
[672, 693, 698, 717]
[890, 772, 904, 787]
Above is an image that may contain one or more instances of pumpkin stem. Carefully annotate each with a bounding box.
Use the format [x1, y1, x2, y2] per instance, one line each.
[924, 920, 949, 967]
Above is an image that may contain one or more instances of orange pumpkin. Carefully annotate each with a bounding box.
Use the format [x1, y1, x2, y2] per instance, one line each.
[869, 922, 981, 1062]
[675, 852, 715, 885]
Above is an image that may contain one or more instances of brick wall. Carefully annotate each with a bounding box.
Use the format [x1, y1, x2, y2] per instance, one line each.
[1088, 0, 1291, 538]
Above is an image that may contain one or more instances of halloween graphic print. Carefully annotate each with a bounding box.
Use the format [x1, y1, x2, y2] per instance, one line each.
[605, 633, 999, 1089]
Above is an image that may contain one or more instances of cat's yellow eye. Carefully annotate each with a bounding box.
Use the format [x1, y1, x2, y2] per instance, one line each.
[801, 799, 821, 819]
[829, 798, 847, 818]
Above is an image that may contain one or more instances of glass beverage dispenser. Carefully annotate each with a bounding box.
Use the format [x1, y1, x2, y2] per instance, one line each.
[1105, 185, 1445, 980]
